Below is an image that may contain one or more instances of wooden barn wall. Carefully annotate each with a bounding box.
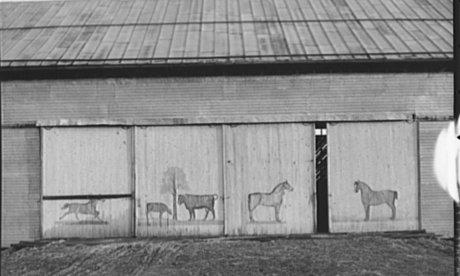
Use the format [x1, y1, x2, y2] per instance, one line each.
[224, 123, 315, 235]
[419, 121, 454, 237]
[327, 121, 418, 233]
[1, 73, 452, 126]
[135, 126, 223, 237]
[41, 127, 133, 238]
[1, 128, 41, 247]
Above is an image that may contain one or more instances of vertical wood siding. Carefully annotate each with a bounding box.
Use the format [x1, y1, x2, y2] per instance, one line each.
[42, 127, 132, 195]
[42, 127, 133, 238]
[328, 121, 419, 232]
[224, 123, 315, 235]
[42, 198, 132, 238]
[135, 126, 223, 236]
[419, 121, 454, 237]
[1, 128, 40, 246]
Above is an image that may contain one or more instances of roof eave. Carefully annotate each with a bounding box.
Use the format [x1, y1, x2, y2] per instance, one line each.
[0, 58, 454, 81]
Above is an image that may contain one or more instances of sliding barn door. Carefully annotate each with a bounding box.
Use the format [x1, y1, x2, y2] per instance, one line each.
[135, 126, 223, 236]
[42, 127, 133, 238]
[327, 121, 418, 232]
[224, 123, 315, 235]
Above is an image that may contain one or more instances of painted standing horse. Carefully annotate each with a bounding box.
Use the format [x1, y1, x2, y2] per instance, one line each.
[248, 180, 294, 222]
[59, 199, 104, 221]
[354, 180, 398, 221]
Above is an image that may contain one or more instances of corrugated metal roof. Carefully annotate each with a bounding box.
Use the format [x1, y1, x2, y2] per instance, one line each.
[0, 0, 453, 68]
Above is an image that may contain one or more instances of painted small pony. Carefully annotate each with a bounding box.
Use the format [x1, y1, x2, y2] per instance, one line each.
[248, 180, 294, 222]
[354, 180, 398, 221]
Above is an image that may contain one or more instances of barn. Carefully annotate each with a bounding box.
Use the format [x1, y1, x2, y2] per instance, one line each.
[1, 0, 454, 247]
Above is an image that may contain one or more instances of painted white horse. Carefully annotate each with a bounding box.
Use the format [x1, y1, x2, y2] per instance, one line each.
[248, 180, 294, 222]
[354, 180, 398, 221]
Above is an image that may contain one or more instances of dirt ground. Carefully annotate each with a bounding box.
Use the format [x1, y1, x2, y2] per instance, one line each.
[1, 234, 453, 275]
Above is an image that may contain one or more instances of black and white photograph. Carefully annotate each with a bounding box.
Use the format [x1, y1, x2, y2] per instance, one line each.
[1, 0, 459, 274]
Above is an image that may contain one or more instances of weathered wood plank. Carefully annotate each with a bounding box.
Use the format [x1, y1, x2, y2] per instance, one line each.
[75, 26, 107, 65]
[249, 0, 265, 21]
[60, 0, 96, 26]
[297, 0, 318, 20]
[333, 21, 367, 56]
[345, 0, 370, 19]
[214, 23, 229, 57]
[386, 21, 425, 54]
[414, 21, 451, 53]
[281, 23, 304, 56]
[137, 0, 159, 24]
[319, 0, 344, 19]
[378, 0, 406, 18]
[123, 26, 148, 59]
[308, 0, 329, 20]
[295, 22, 321, 56]
[169, 24, 188, 59]
[1, 30, 28, 56]
[3, 29, 43, 60]
[7, 2, 41, 28]
[425, 0, 451, 19]
[125, 0, 146, 24]
[228, 23, 243, 57]
[346, 21, 379, 54]
[238, 0, 252, 21]
[366, 0, 393, 19]
[85, 0, 111, 25]
[372, 21, 409, 58]
[242, 21, 259, 57]
[215, 0, 228, 22]
[261, 0, 279, 20]
[203, 0, 215, 22]
[431, 21, 454, 45]
[227, 0, 240, 21]
[200, 23, 215, 57]
[403, 0, 433, 18]
[321, 22, 349, 55]
[254, 22, 275, 57]
[439, 21, 453, 36]
[111, 0, 135, 24]
[31, 2, 63, 27]
[308, 22, 334, 56]
[1, 2, 25, 28]
[46, 0, 79, 27]
[153, 25, 174, 59]
[330, 0, 355, 19]
[282, 0, 304, 20]
[403, 21, 440, 53]
[360, 21, 396, 53]
[47, 27, 85, 61]
[150, 0, 170, 23]
[137, 25, 161, 59]
[107, 26, 134, 60]
[7, 29, 50, 65]
[90, 27, 121, 61]
[163, 0, 180, 23]
[355, 0, 383, 19]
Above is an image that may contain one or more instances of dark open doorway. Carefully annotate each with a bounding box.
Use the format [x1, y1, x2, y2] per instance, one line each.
[315, 123, 329, 233]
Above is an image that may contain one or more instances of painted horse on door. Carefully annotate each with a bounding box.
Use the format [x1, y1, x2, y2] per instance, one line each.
[248, 180, 294, 223]
[354, 180, 398, 221]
